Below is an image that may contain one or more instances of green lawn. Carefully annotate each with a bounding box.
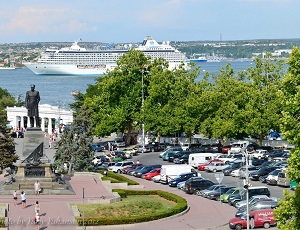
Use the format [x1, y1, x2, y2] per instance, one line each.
[77, 195, 176, 218]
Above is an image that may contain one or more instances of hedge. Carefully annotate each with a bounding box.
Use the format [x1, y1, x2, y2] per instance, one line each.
[0, 218, 5, 228]
[97, 170, 139, 185]
[76, 189, 188, 226]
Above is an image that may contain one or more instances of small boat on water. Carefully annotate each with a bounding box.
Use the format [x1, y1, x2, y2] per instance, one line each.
[0, 67, 16, 70]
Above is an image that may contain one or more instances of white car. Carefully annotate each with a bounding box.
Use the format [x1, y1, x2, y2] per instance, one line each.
[230, 169, 240, 177]
[250, 149, 268, 159]
[108, 161, 134, 173]
[151, 175, 161, 183]
[235, 195, 270, 209]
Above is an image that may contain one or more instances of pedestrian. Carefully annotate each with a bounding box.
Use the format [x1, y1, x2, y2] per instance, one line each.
[13, 190, 17, 206]
[34, 212, 41, 230]
[35, 201, 40, 214]
[20, 191, 26, 208]
[49, 135, 52, 148]
[34, 180, 41, 196]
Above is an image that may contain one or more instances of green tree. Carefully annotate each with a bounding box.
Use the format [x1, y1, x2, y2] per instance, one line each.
[274, 47, 300, 230]
[0, 113, 19, 169]
[84, 50, 164, 145]
[199, 63, 251, 141]
[242, 55, 284, 145]
[0, 87, 19, 169]
[54, 106, 94, 172]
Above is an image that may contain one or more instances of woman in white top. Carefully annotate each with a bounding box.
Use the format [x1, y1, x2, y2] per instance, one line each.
[35, 201, 40, 214]
[20, 191, 26, 208]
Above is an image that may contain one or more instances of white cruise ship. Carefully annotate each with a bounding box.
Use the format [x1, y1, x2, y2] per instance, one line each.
[24, 36, 187, 76]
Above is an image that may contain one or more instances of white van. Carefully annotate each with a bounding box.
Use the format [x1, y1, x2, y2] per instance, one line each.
[188, 153, 217, 168]
[159, 165, 197, 184]
[229, 141, 249, 154]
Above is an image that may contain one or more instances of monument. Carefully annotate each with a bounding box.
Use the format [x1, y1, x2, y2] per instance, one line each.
[3, 85, 74, 195]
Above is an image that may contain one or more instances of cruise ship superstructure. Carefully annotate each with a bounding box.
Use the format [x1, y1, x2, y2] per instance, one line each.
[24, 36, 187, 76]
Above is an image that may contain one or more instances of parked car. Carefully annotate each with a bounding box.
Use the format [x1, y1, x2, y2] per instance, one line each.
[113, 138, 126, 148]
[168, 172, 198, 187]
[121, 163, 143, 174]
[220, 187, 243, 203]
[262, 149, 285, 160]
[228, 186, 271, 207]
[266, 168, 282, 185]
[235, 199, 278, 217]
[93, 161, 115, 171]
[198, 159, 223, 171]
[159, 147, 183, 158]
[92, 144, 104, 152]
[134, 164, 161, 178]
[137, 145, 151, 153]
[222, 162, 243, 176]
[235, 195, 275, 210]
[168, 151, 186, 163]
[249, 166, 279, 181]
[143, 168, 161, 180]
[221, 145, 232, 154]
[198, 184, 227, 198]
[229, 209, 277, 230]
[205, 161, 227, 173]
[277, 169, 290, 187]
[173, 152, 192, 164]
[108, 161, 134, 173]
[145, 142, 162, 152]
[184, 178, 214, 195]
[207, 186, 234, 201]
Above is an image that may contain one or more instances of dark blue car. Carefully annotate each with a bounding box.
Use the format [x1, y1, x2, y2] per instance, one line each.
[168, 172, 198, 187]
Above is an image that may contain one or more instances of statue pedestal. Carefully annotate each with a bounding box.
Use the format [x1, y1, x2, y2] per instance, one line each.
[21, 127, 49, 163]
[2, 128, 75, 195]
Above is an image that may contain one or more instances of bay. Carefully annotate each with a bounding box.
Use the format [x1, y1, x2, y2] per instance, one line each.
[0, 61, 254, 108]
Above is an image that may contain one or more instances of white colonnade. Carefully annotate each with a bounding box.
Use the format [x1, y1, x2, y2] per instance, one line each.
[6, 104, 73, 134]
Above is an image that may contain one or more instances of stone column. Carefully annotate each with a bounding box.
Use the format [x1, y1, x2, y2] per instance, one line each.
[48, 118, 52, 134]
[21, 116, 24, 129]
[27, 116, 31, 128]
[41, 117, 45, 132]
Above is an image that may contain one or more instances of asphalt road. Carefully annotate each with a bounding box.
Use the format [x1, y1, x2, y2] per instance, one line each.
[134, 150, 291, 200]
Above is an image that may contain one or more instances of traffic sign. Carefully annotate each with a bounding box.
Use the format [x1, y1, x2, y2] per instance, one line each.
[214, 173, 224, 184]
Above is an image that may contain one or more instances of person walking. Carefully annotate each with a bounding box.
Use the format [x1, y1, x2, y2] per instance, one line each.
[35, 201, 40, 214]
[34, 180, 41, 196]
[20, 191, 26, 208]
[34, 212, 41, 230]
[13, 190, 17, 206]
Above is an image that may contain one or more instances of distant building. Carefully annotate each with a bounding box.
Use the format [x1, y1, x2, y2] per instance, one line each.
[6, 104, 73, 134]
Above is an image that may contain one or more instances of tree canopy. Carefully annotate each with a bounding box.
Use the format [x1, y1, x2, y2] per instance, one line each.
[274, 47, 300, 230]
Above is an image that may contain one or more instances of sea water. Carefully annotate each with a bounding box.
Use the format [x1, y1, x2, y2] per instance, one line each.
[0, 61, 254, 108]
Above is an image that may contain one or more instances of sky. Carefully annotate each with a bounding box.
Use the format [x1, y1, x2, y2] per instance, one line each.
[0, 0, 299, 44]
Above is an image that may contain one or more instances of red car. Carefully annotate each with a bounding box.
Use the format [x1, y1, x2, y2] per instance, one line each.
[120, 163, 143, 174]
[222, 145, 232, 154]
[143, 168, 161, 180]
[198, 159, 223, 171]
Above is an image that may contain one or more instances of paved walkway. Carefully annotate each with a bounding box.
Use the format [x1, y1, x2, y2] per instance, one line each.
[0, 174, 112, 230]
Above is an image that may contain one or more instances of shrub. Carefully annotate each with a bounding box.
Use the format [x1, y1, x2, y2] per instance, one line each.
[97, 170, 139, 185]
[76, 189, 187, 226]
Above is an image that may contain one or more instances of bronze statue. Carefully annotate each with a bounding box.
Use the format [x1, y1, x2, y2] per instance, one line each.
[25, 84, 40, 127]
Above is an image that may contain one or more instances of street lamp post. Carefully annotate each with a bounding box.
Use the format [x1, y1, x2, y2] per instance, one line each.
[244, 151, 250, 230]
[142, 71, 145, 154]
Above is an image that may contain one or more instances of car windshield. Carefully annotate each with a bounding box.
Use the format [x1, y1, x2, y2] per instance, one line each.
[225, 188, 235, 194]
[149, 169, 157, 173]
[115, 163, 122, 166]
[102, 163, 108, 167]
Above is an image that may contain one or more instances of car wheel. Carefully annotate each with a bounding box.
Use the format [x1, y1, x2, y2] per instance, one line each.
[213, 168, 217, 173]
[263, 222, 271, 229]
[117, 169, 121, 174]
[233, 201, 238, 207]
[216, 196, 220, 201]
[195, 190, 201, 196]
[235, 224, 243, 230]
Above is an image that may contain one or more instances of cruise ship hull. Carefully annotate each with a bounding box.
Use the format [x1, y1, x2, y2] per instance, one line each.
[24, 62, 184, 76]
[24, 63, 115, 76]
